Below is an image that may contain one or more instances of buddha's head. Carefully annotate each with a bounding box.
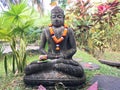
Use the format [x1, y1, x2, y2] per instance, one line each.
[51, 6, 65, 27]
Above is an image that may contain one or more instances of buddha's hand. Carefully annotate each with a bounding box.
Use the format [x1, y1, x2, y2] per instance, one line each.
[39, 55, 47, 61]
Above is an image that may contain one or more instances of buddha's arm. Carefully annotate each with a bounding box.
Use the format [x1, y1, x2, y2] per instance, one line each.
[39, 29, 76, 59]
[39, 30, 47, 55]
[47, 29, 77, 59]
[63, 28, 77, 59]
[39, 30, 61, 59]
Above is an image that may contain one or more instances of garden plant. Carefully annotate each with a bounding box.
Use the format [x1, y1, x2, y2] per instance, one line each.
[0, 0, 120, 90]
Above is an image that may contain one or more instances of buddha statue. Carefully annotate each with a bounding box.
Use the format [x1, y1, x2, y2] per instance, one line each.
[24, 6, 86, 88]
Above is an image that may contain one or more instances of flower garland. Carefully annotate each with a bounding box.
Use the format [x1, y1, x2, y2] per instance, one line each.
[49, 24, 68, 51]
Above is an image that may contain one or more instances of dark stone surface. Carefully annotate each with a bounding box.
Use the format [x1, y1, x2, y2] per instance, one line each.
[99, 59, 120, 68]
[24, 70, 86, 86]
[24, 60, 86, 87]
[91, 75, 120, 90]
[24, 6, 86, 88]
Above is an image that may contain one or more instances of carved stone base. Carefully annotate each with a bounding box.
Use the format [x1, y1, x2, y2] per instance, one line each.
[24, 70, 86, 86]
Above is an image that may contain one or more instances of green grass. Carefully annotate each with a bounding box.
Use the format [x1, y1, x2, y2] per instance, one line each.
[0, 54, 39, 90]
[102, 51, 120, 62]
[0, 50, 120, 90]
[74, 50, 120, 89]
[74, 50, 120, 81]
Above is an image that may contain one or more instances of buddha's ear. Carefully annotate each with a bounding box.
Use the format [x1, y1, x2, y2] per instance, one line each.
[63, 15, 65, 19]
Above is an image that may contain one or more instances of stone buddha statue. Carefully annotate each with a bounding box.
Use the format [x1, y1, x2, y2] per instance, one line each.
[24, 6, 86, 88]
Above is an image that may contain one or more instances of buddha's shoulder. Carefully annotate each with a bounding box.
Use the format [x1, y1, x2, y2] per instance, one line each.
[67, 27, 73, 30]
[42, 26, 73, 32]
[67, 27, 74, 33]
[42, 27, 49, 32]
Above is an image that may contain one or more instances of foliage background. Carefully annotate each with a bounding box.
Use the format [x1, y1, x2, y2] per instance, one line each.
[0, 0, 120, 89]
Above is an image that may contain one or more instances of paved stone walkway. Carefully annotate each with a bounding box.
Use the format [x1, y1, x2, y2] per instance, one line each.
[3, 45, 39, 54]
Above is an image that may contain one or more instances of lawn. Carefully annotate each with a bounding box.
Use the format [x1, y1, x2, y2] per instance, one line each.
[0, 50, 120, 90]
[101, 51, 120, 62]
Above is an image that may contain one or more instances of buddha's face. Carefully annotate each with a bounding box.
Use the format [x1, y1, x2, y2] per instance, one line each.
[51, 12, 64, 27]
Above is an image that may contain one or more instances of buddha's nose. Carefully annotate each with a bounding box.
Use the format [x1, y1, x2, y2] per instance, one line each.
[55, 19, 59, 22]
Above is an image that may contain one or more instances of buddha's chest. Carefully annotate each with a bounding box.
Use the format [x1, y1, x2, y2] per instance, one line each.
[52, 28, 65, 38]
[46, 27, 67, 38]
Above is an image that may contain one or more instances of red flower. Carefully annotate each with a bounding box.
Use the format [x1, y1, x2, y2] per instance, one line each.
[97, 4, 110, 14]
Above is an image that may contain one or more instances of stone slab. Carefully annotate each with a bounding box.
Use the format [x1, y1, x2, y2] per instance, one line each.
[99, 59, 120, 67]
[80, 62, 100, 70]
[91, 75, 120, 90]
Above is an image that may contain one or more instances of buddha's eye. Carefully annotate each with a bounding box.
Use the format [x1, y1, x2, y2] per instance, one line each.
[57, 15, 62, 18]
[52, 15, 56, 18]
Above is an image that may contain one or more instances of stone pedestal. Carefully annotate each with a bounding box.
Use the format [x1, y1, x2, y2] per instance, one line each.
[24, 70, 86, 87]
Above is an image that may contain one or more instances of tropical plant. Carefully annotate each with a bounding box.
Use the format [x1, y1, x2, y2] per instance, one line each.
[92, 0, 120, 53]
[4, 55, 8, 75]
[66, 0, 93, 52]
[109, 19, 120, 51]
[66, 0, 120, 57]
[3, 2, 36, 38]
[66, 0, 92, 26]
[0, 2, 38, 74]
[26, 27, 42, 44]
[10, 38, 27, 73]
[92, 0, 120, 26]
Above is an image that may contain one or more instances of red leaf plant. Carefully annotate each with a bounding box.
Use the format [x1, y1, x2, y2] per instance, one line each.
[93, 0, 120, 27]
